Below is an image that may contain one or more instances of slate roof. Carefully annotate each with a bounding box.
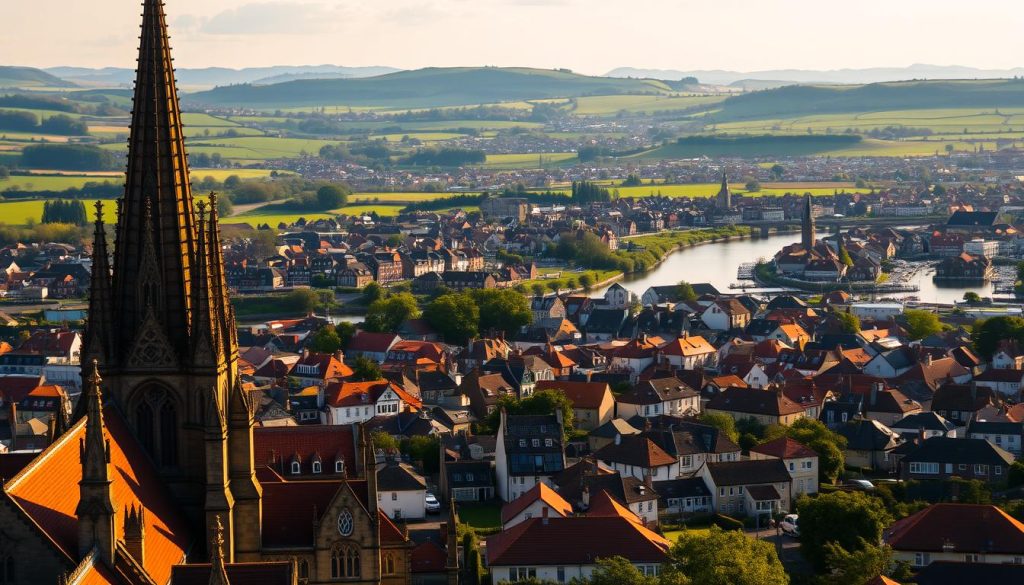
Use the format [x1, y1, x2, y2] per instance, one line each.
[706, 387, 806, 417]
[836, 419, 900, 451]
[885, 503, 1024, 554]
[705, 459, 791, 486]
[376, 461, 428, 491]
[901, 437, 1014, 467]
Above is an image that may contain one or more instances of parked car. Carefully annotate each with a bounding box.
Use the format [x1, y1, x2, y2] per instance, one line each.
[847, 479, 875, 491]
[425, 492, 441, 514]
[780, 514, 799, 537]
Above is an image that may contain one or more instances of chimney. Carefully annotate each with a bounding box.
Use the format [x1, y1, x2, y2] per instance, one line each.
[542, 506, 549, 525]
[334, 349, 345, 362]
[123, 504, 145, 566]
[924, 353, 933, 367]
[917, 427, 926, 445]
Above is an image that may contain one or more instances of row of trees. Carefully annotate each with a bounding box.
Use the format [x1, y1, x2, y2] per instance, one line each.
[41, 199, 88, 226]
[401, 147, 486, 167]
[423, 288, 533, 345]
[0, 111, 88, 136]
[20, 144, 119, 171]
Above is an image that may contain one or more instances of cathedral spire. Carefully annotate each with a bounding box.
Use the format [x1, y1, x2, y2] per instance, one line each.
[113, 0, 199, 363]
[207, 193, 239, 367]
[77, 360, 116, 566]
[83, 202, 113, 367]
[192, 201, 221, 367]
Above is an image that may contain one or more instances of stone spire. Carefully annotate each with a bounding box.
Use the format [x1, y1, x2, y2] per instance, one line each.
[82, 202, 113, 368]
[716, 172, 731, 210]
[76, 360, 116, 566]
[208, 515, 231, 585]
[111, 0, 200, 362]
[801, 193, 816, 249]
[191, 201, 221, 367]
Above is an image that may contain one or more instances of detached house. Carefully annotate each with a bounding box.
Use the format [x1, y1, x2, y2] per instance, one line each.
[495, 411, 566, 501]
[749, 437, 819, 498]
[899, 437, 1014, 484]
[593, 433, 680, 482]
[658, 334, 716, 370]
[700, 459, 792, 517]
[615, 378, 701, 419]
[535, 380, 614, 431]
[701, 299, 751, 331]
[885, 504, 1024, 568]
[325, 380, 423, 425]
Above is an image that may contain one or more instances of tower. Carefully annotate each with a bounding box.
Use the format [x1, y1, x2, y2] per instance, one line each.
[801, 193, 816, 249]
[78, 0, 260, 560]
[716, 172, 731, 210]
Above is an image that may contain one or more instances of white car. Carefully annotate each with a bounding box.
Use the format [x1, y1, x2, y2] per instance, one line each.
[425, 492, 441, 514]
[848, 479, 875, 491]
[780, 514, 799, 537]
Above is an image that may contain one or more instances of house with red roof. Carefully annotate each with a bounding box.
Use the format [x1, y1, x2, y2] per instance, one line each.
[486, 489, 671, 583]
[288, 351, 353, 389]
[658, 334, 716, 370]
[325, 380, 423, 425]
[346, 331, 401, 363]
[884, 503, 1024, 568]
[749, 436, 819, 497]
[500, 482, 573, 529]
[535, 380, 614, 430]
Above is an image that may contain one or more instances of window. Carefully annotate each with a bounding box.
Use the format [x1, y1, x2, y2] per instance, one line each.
[383, 554, 396, 575]
[331, 545, 361, 579]
[466, 472, 474, 481]
[519, 439, 527, 448]
[908, 462, 939, 474]
[291, 461, 301, 474]
[544, 439, 553, 447]
[335, 459, 345, 473]
[557, 566, 566, 582]
[312, 461, 322, 474]
[647, 501, 653, 511]
[681, 456, 692, 467]
[974, 464, 989, 475]
[510, 568, 537, 580]
[996, 466, 1003, 476]
[789, 462, 795, 471]
[914, 552, 930, 567]
[964, 554, 979, 563]
[391, 492, 398, 501]
[532, 439, 540, 447]
[959, 463, 967, 471]
[719, 488, 725, 496]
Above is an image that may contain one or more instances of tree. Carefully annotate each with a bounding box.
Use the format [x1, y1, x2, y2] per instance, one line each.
[697, 412, 739, 443]
[671, 526, 787, 585]
[364, 293, 420, 333]
[351, 356, 383, 382]
[770, 164, 785, 180]
[582, 556, 668, 585]
[335, 321, 356, 349]
[371, 430, 400, 453]
[972, 316, 1024, 359]
[307, 325, 342, 353]
[471, 289, 533, 337]
[677, 281, 698, 302]
[424, 293, 479, 344]
[744, 179, 761, 192]
[0, 166, 8, 180]
[834, 311, 861, 334]
[823, 539, 895, 585]
[1008, 461, 1024, 488]
[809, 438, 845, 484]
[531, 284, 545, 296]
[902, 309, 943, 340]
[362, 282, 384, 303]
[785, 418, 847, 484]
[401, 435, 441, 474]
[797, 490, 893, 571]
[579, 273, 594, 292]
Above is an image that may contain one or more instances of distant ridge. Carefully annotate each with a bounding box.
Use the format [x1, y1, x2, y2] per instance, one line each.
[186, 67, 673, 109]
[0, 66, 75, 89]
[607, 64, 1024, 86]
[44, 65, 401, 89]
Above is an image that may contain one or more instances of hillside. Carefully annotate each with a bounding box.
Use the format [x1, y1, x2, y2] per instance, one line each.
[607, 64, 1024, 85]
[0, 66, 74, 89]
[186, 67, 674, 109]
[46, 65, 401, 89]
[710, 79, 1024, 121]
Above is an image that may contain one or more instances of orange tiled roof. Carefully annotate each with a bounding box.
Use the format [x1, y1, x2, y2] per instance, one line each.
[4, 406, 191, 584]
[500, 483, 573, 525]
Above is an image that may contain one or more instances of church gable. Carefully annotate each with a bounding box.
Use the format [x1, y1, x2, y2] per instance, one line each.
[313, 479, 379, 583]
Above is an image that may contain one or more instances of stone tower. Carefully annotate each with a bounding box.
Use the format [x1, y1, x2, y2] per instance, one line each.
[801, 193, 816, 249]
[79, 0, 261, 561]
[716, 172, 731, 210]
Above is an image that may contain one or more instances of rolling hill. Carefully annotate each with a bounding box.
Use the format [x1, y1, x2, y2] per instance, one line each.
[607, 64, 1024, 85]
[45, 65, 401, 89]
[0, 66, 75, 89]
[709, 79, 1024, 121]
[186, 67, 674, 109]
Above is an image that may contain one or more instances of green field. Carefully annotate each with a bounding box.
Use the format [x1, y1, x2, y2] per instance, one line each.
[536, 181, 869, 199]
[572, 94, 727, 116]
[480, 152, 577, 168]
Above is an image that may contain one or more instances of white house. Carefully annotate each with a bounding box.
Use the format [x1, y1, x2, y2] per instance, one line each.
[973, 368, 1024, 397]
[593, 434, 681, 482]
[658, 334, 716, 370]
[604, 283, 631, 310]
[615, 378, 701, 420]
[376, 461, 428, 520]
[967, 420, 1024, 456]
[325, 380, 422, 425]
[850, 302, 904, 321]
[500, 483, 573, 529]
[749, 437, 819, 499]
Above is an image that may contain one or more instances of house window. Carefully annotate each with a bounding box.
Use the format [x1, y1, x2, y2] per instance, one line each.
[995, 466, 1003, 476]
[291, 461, 301, 474]
[544, 439, 553, 447]
[532, 439, 540, 447]
[312, 461, 322, 474]
[557, 566, 566, 582]
[392, 493, 398, 501]
[965, 554, 979, 563]
[974, 464, 988, 475]
[908, 462, 939, 474]
[336, 459, 345, 473]
[958, 464, 967, 471]
[914, 552, 930, 567]
[383, 554, 397, 575]
[519, 439, 527, 448]
[510, 568, 537, 580]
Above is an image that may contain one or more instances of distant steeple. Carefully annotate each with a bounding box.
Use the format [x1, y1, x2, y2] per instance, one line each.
[801, 193, 816, 249]
[716, 172, 731, 210]
[82, 202, 113, 369]
[76, 360, 116, 566]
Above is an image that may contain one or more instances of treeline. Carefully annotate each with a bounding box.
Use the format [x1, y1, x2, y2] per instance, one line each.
[400, 186, 572, 213]
[319, 141, 392, 165]
[0, 111, 89, 136]
[400, 147, 486, 167]
[21, 144, 119, 171]
[571, 180, 613, 202]
[0, 94, 77, 112]
[2, 181, 124, 200]
[41, 199, 88, 226]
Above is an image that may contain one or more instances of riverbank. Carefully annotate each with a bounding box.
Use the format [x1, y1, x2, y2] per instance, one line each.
[754, 262, 919, 294]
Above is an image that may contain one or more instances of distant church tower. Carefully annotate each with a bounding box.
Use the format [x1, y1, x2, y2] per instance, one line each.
[79, 0, 261, 562]
[801, 193, 816, 249]
[716, 173, 732, 210]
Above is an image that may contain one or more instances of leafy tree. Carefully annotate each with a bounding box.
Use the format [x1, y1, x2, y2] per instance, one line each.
[364, 292, 420, 333]
[963, 291, 982, 304]
[578, 273, 594, 292]
[972, 316, 1024, 359]
[371, 429, 400, 453]
[471, 288, 533, 337]
[484, 390, 574, 438]
[834, 311, 861, 334]
[307, 325, 342, 353]
[362, 282, 385, 304]
[785, 419, 847, 483]
[902, 309, 943, 340]
[770, 164, 785, 180]
[351, 356, 383, 382]
[531, 283, 546, 296]
[582, 556, 674, 585]
[424, 293, 479, 344]
[670, 526, 787, 585]
[797, 490, 893, 571]
[335, 321, 356, 349]
[216, 194, 234, 217]
[744, 179, 761, 192]
[401, 435, 441, 474]
[809, 438, 845, 484]
[1009, 461, 1024, 488]
[677, 281, 698, 302]
[0, 166, 9, 180]
[697, 412, 739, 443]
[823, 540, 895, 585]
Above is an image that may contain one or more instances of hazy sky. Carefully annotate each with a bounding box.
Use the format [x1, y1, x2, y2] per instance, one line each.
[5, 0, 1024, 74]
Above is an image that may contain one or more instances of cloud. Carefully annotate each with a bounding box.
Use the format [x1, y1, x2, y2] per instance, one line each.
[200, 2, 347, 35]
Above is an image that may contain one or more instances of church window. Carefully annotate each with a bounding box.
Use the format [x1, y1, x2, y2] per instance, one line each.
[291, 461, 301, 474]
[312, 461, 322, 474]
[136, 402, 155, 455]
[134, 386, 179, 469]
[383, 554, 396, 575]
[337, 508, 354, 536]
[331, 544, 361, 579]
[159, 402, 178, 467]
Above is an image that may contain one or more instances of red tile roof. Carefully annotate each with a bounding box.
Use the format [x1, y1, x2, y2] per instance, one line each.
[535, 380, 610, 410]
[500, 482, 573, 524]
[4, 407, 192, 584]
[348, 332, 400, 354]
[660, 336, 714, 357]
[885, 503, 1024, 554]
[254, 425, 357, 475]
[325, 380, 423, 410]
[486, 515, 670, 566]
[749, 436, 817, 459]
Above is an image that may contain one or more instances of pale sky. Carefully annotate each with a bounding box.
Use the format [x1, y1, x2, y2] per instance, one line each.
[5, 0, 1024, 74]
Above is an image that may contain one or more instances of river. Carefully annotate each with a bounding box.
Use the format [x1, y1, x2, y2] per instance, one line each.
[597, 232, 1003, 305]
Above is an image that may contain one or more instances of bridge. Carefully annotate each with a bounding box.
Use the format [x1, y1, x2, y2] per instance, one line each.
[739, 215, 946, 237]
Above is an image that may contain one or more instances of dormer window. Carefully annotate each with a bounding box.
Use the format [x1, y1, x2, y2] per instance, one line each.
[291, 460, 301, 474]
[313, 461, 322, 474]
[544, 439, 553, 447]
[335, 459, 345, 473]
[519, 439, 527, 447]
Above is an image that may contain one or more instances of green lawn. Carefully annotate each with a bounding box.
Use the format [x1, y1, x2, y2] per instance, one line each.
[456, 502, 501, 530]
[662, 528, 711, 542]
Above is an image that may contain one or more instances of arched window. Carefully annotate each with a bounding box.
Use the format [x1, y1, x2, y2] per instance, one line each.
[159, 401, 178, 467]
[291, 460, 301, 475]
[136, 402, 154, 456]
[312, 461, 322, 474]
[331, 544, 361, 579]
[383, 554, 396, 575]
[335, 459, 345, 474]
